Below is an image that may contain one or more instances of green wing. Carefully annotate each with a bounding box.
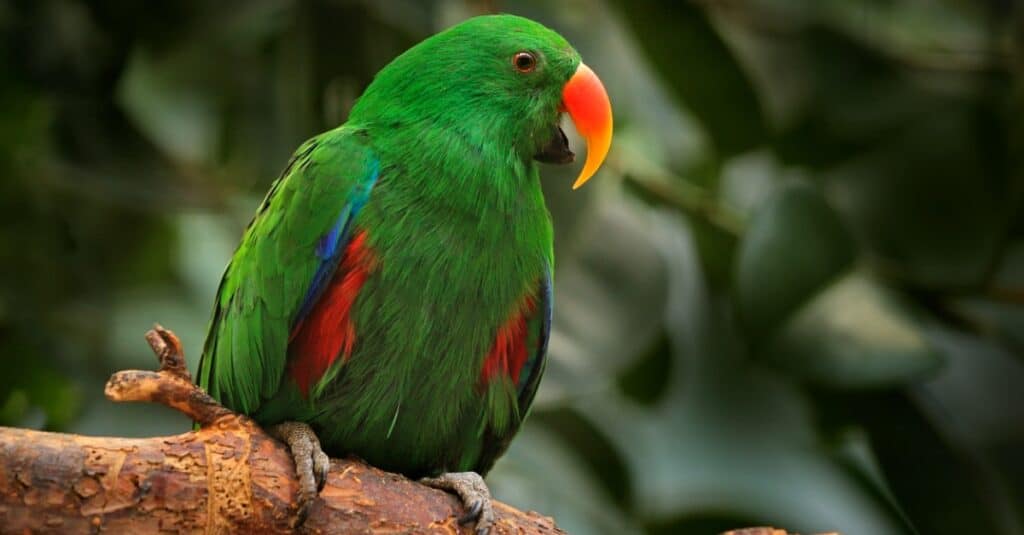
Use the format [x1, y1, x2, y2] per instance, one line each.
[473, 268, 552, 475]
[197, 126, 378, 415]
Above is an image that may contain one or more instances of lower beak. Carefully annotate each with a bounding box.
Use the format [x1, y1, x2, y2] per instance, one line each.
[562, 62, 613, 189]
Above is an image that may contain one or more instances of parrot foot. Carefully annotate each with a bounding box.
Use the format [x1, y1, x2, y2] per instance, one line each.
[268, 421, 331, 525]
[420, 471, 494, 535]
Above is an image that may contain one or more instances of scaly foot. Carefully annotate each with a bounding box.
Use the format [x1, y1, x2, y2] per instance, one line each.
[268, 421, 331, 525]
[420, 471, 495, 535]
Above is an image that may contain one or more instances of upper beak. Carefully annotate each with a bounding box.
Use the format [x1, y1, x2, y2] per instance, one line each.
[562, 62, 613, 189]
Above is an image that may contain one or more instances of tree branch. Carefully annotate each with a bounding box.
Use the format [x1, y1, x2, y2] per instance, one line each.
[0, 326, 562, 534]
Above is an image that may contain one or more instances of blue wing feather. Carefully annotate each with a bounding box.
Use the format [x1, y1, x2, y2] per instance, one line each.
[294, 160, 380, 326]
[197, 129, 380, 416]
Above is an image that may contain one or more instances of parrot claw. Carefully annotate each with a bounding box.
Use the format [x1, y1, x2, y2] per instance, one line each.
[314, 448, 331, 492]
[460, 499, 484, 524]
[420, 471, 494, 535]
[268, 421, 330, 526]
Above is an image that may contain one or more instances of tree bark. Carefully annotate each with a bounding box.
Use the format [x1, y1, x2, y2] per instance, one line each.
[0, 326, 562, 534]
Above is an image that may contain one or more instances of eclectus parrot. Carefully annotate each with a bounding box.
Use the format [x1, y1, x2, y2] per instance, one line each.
[197, 14, 612, 532]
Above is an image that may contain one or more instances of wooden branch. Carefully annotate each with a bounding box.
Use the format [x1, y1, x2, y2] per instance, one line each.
[0, 326, 562, 534]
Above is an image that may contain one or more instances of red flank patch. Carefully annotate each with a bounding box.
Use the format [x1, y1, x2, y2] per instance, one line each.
[288, 231, 376, 396]
[479, 294, 537, 387]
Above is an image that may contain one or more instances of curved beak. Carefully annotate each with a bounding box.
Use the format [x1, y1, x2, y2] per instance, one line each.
[562, 62, 613, 189]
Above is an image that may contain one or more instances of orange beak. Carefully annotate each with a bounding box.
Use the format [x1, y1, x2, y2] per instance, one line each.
[562, 62, 613, 189]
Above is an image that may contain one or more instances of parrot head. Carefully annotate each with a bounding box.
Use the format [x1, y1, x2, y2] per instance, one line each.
[348, 14, 612, 189]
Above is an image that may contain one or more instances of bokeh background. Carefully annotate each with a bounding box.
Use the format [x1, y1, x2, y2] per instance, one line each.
[2, 0, 1023, 533]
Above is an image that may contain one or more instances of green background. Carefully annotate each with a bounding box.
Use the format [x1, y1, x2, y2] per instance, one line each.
[2, 1, 1022, 533]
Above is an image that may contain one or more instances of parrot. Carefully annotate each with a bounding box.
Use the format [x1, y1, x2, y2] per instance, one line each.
[196, 14, 612, 533]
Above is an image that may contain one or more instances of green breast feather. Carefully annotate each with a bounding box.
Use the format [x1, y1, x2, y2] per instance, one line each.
[198, 13, 612, 480]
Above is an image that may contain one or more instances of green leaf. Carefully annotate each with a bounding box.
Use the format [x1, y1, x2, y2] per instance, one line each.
[949, 298, 1024, 358]
[612, 0, 767, 157]
[825, 111, 1013, 288]
[903, 327, 1024, 533]
[766, 273, 942, 388]
[539, 198, 669, 405]
[834, 389, 1015, 535]
[0, 365, 81, 430]
[736, 182, 856, 340]
[488, 424, 639, 535]
[573, 215, 909, 533]
[118, 49, 219, 164]
[990, 240, 1024, 296]
[691, 214, 739, 291]
[29, 370, 81, 430]
[0, 390, 32, 427]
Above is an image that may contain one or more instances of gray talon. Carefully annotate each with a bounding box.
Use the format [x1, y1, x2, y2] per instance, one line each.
[296, 499, 313, 527]
[269, 421, 329, 525]
[420, 471, 494, 534]
[459, 500, 483, 524]
[314, 449, 331, 491]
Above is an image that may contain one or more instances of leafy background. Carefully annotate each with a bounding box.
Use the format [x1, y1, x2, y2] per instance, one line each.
[2, 0, 1023, 533]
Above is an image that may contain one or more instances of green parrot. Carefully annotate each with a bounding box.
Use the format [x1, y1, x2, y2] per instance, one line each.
[197, 14, 612, 532]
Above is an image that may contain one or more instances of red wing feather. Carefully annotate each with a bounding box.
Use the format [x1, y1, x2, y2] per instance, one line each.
[479, 294, 537, 387]
[288, 231, 375, 396]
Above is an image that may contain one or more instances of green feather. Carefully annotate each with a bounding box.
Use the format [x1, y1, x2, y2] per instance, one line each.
[198, 127, 379, 415]
[199, 14, 581, 478]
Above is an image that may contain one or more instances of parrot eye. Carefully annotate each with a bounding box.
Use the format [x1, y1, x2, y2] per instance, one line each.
[513, 51, 537, 73]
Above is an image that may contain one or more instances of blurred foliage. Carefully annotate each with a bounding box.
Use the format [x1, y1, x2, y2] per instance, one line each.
[2, 0, 1023, 533]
